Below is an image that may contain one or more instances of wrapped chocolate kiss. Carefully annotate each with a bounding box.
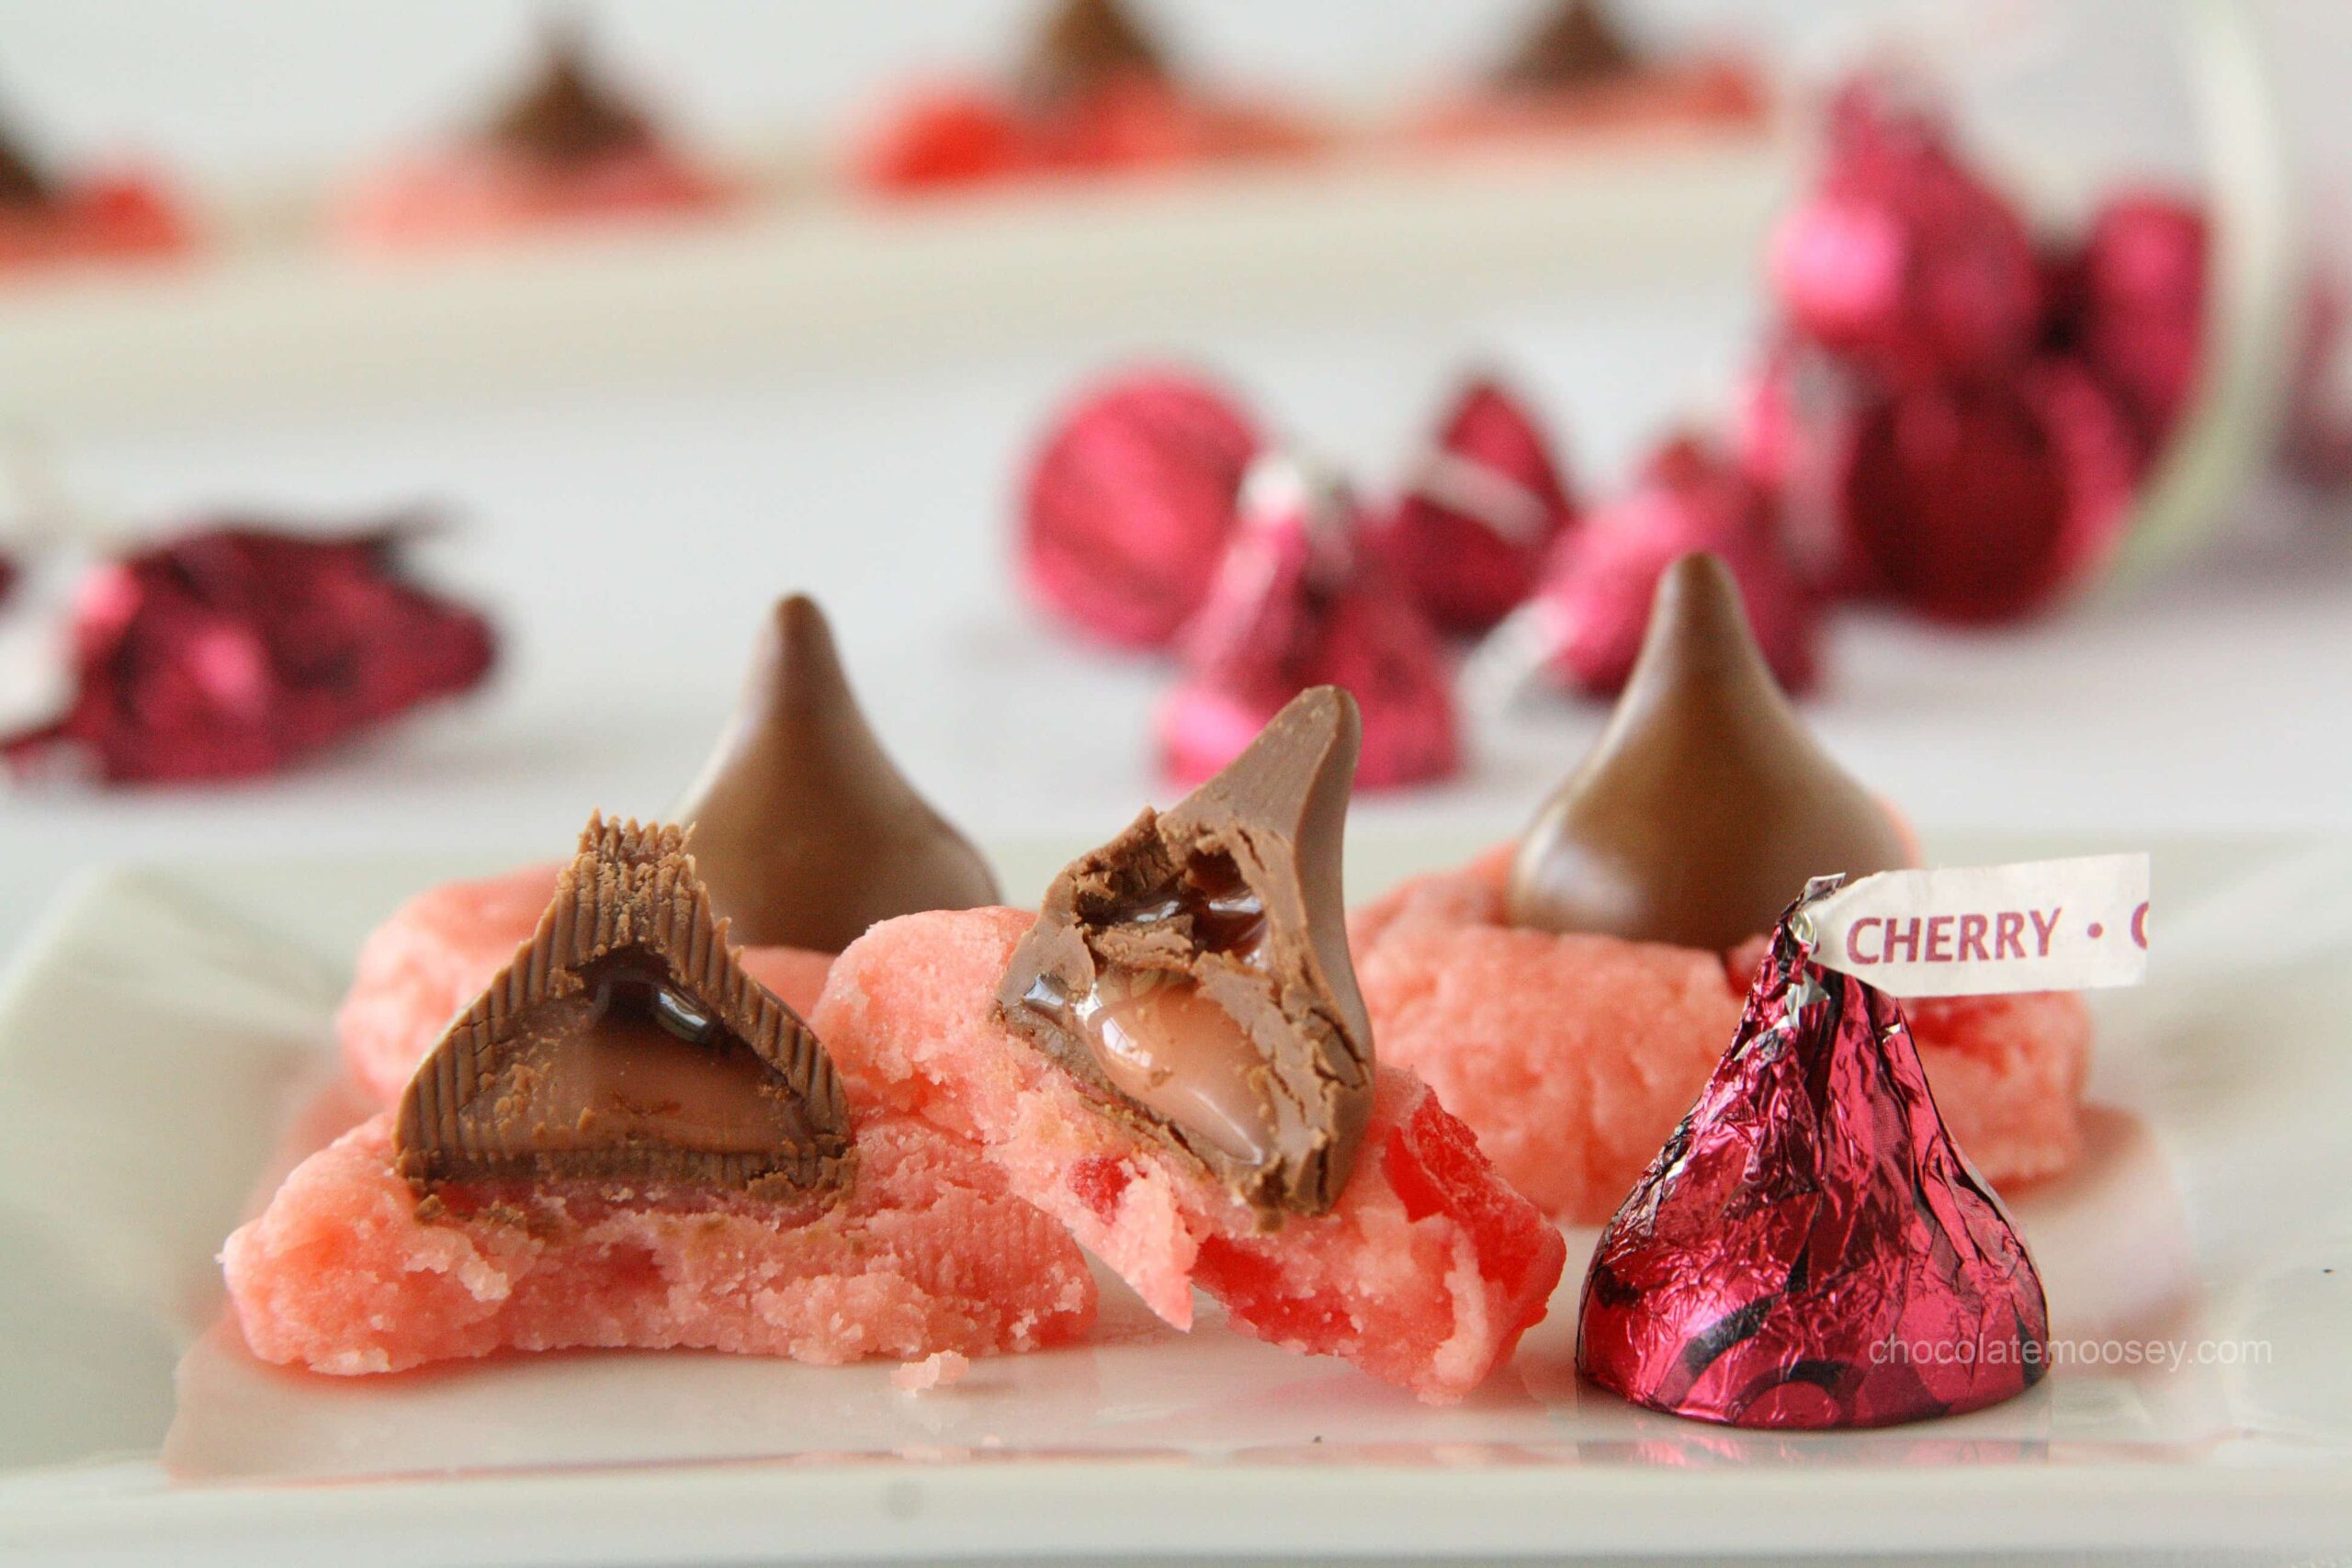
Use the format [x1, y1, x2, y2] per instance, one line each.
[1576, 876, 2052, 1429]
[1768, 82, 2044, 389]
[1159, 454, 1459, 791]
[1381, 374, 1577, 636]
[1018, 367, 1262, 650]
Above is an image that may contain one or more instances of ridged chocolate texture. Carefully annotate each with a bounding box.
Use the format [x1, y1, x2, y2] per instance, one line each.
[673, 595, 1000, 952]
[1020, 0, 1169, 108]
[1492, 0, 1638, 92]
[396, 814, 854, 1200]
[1508, 551, 1910, 950]
[484, 21, 654, 165]
[996, 685, 1374, 1222]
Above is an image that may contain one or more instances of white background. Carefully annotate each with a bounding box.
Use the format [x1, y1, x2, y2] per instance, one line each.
[0, 0, 2346, 969]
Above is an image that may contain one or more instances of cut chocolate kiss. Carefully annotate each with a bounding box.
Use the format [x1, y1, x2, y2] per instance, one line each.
[997, 685, 1374, 1219]
[485, 19, 654, 165]
[1493, 0, 1639, 93]
[673, 595, 1000, 953]
[1020, 0, 1170, 107]
[397, 815, 854, 1201]
[1576, 880, 2051, 1428]
[1508, 551, 1909, 950]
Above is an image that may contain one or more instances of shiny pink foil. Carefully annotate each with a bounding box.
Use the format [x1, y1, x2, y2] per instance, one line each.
[1159, 456, 1458, 790]
[1577, 882, 2051, 1429]
[1833, 359, 2139, 623]
[1381, 375, 1577, 636]
[2072, 191, 2207, 451]
[1018, 367, 1262, 650]
[1768, 84, 2042, 389]
[2, 521, 494, 785]
[1533, 434, 1818, 696]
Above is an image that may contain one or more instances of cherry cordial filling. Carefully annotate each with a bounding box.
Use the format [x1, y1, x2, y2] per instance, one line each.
[451, 953, 812, 1159]
[1016, 854, 1280, 1164]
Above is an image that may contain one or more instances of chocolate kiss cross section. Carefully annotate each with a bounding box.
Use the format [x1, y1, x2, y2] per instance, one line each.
[397, 814, 854, 1201]
[1508, 550, 1911, 951]
[673, 595, 1000, 953]
[996, 684, 1375, 1222]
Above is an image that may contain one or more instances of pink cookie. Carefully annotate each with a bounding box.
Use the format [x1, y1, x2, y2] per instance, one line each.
[813, 906, 1567, 1404]
[222, 1110, 1097, 1376]
[336, 145, 728, 251]
[1351, 850, 2091, 1224]
[337, 863, 833, 1105]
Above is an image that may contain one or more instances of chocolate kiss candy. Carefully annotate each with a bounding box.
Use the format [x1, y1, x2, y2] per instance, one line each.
[673, 595, 999, 953]
[1509, 551, 1906, 950]
[1491, 0, 1640, 94]
[999, 685, 1374, 1221]
[398, 815, 854, 1201]
[1577, 881, 2051, 1428]
[1160, 455, 1459, 791]
[1384, 374, 1577, 636]
[1019, 367, 1262, 650]
[1020, 0, 1170, 109]
[484, 19, 655, 166]
[0, 106, 51, 209]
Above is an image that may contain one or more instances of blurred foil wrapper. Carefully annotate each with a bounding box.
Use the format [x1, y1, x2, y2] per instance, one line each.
[2, 519, 495, 785]
[1577, 876, 2050, 1429]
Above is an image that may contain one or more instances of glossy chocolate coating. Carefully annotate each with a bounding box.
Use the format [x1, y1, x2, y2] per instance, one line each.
[485, 22, 654, 165]
[1493, 0, 1638, 92]
[1507, 552, 1910, 950]
[1020, 0, 1169, 107]
[398, 815, 853, 1200]
[997, 685, 1374, 1221]
[673, 595, 999, 953]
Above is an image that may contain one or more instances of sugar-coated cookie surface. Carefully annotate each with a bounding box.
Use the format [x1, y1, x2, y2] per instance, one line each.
[1351, 851, 2091, 1224]
[813, 906, 1567, 1404]
[336, 863, 834, 1105]
[222, 1110, 1097, 1375]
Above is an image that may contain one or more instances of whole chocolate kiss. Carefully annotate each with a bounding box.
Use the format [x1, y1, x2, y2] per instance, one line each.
[1506, 551, 1908, 950]
[1493, 0, 1639, 93]
[673, 595, 1000, 953]
[485, 21, 654, 165]
[1021, 0, 1169, 107]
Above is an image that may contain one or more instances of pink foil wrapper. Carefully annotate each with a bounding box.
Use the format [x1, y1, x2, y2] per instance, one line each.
[1159, 455, 1459, 790]
[1832, 358, 2140, 623]
[1382, 375, 1577, 636]
[1577, 879, 2051, 1429]
[1018, 367, 1262, 650]
[2071, 191, 2207, 452]
[1532, 434, 1818, 696]
[1768, 83, 2042, 389]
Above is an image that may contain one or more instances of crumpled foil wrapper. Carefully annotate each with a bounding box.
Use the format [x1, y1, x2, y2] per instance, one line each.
[1380, 374, 1577, 637]
[2, 521, 495, 785]
[1577, 878, 2051, 1429]
[1159, 454, 1458, 790]
[1018, 367, 1262, 650]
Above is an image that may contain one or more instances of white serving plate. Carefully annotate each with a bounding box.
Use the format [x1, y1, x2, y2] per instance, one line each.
[0, 137, 1786, 434]
[1, 829, 2348, 1563]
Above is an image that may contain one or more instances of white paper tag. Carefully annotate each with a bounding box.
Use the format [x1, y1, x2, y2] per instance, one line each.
[1801, 854, 2150, 998]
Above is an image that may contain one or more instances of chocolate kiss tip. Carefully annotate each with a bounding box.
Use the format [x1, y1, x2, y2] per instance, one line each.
[1173, 684, 1363, 835]
[673, 595, 1000, 953]
[1505, 550, 1909, 951]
